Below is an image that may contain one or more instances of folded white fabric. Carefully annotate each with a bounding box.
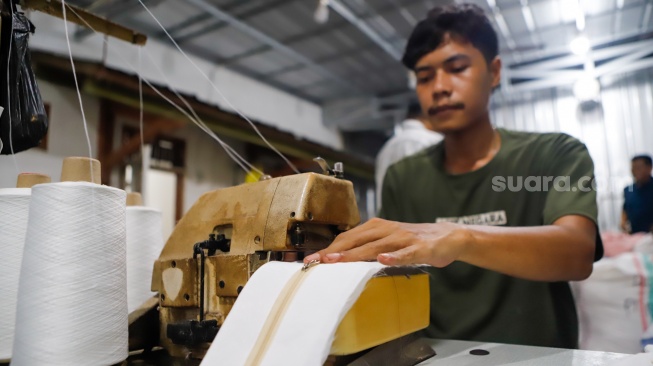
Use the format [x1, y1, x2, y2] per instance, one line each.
[201, 261, 385, 366]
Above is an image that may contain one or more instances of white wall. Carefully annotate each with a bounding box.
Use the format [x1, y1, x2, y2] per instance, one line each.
[1, 79, 248, 232]
[25, 11, 343, 150]
[490, 69, 653, 232]
[0, 79, 99, 187]
[182, 126, 243, 212]
[115, 115, 243, 214]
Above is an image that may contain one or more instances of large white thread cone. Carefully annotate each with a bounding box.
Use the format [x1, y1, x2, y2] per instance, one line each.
[126, 206, 164, 313]
[0, 188, 31, 361]
[12, 182, 127, 366]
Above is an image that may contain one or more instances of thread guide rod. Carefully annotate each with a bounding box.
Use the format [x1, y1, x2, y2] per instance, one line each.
[20, 0, 147, 45]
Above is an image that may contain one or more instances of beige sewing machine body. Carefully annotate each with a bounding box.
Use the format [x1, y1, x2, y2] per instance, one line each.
[149, 168, 432, 364]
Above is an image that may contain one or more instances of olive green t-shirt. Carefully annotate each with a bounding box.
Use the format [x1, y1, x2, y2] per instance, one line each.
[379, 128, 603, 349]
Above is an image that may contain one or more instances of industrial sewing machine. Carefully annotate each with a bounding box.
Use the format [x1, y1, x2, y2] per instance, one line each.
[140, 161, 433, 365]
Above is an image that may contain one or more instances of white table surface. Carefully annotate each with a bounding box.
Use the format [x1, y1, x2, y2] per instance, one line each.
[418, 339, 633, 366]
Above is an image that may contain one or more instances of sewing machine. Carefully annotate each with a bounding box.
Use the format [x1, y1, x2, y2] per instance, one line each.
[143, 162, 433, 365]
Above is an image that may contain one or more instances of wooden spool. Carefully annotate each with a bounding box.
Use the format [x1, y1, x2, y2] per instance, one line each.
[61, 157, 101, 183]
[16, 173, 51, 188]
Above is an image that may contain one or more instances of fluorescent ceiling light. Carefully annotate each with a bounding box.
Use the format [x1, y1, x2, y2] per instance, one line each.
[576, 0, 586, 31]
[643, 3, 653, 29]
[494, 12, 516, 49]
[573, 76, 600, 102]
[407, 71, 416, 89]
[576, 12, 586, 31]
[522, 6, 536, 32]
[570, 36, 591, 55]
[560, 0, 585, 30]
[314, 0, 330, 24]
[559, 0, 579, 23]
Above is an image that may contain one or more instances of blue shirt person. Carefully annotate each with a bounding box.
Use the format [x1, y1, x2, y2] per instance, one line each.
[622, 155, 653, 233]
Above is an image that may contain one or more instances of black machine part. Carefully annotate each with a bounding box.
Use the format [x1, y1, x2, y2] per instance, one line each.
[193, 233, 231, 323]
[166, 320, 219, 347]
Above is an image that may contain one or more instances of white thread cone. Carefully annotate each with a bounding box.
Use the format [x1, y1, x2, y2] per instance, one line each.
[0, 188, 31, 361]
[12, 182, 127, 366]
[126, 206, 164, 313]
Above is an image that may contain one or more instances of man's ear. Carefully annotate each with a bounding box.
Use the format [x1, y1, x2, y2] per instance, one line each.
[489, 56, 502, 89]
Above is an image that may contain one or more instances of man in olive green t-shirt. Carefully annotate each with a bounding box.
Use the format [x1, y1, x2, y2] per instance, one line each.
[305, 3, 603, 349]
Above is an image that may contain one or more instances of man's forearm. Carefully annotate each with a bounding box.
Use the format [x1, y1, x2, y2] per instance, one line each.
[458, 216, 596, 282]
[621, 210, 630, 233]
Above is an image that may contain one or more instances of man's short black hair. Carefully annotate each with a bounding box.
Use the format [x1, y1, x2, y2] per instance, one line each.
[406, 100, 423, 119]
[402, 3, 499, 70]
[632, 155, 653, 166]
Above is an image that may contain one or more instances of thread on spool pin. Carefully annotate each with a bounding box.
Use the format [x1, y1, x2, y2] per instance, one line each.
[0, 188, 31, 360]
[5, 8, 19, 173]
[126, 206, 164, 313]
[12, 182, 127, 366]
[61, 0, 94, 176]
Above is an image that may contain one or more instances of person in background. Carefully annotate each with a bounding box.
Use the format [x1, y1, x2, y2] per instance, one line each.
[375, 101, 442, 208]
[622, 155, 653, 233]
[306, 3, 603, 349]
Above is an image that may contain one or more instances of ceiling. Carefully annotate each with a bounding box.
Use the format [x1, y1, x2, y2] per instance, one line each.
[66, 0, 653, 131]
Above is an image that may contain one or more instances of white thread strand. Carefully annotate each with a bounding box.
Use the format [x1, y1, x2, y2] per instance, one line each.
[64, 5, 261, 176]
[6, 7, 19, 173]
[12, 182, 127, 366]
[66, 7, 253, 174]
[138, 47, 255, 173]
[140, 50, 263, 175]
[61, 1, 94, 182]
[136, 0, 300, 174]
[126, 206, 164, 313]
[143, 77, 249, 173]
[0, 188, 30, 360]
[138, 47, 145, 179]
[140, 75, 251, 173]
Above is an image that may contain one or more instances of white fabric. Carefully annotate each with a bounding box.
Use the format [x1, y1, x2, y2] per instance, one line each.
[375, 119, 442, 208]
[203, 262, 300, 366]
[201, 261, 385, 366]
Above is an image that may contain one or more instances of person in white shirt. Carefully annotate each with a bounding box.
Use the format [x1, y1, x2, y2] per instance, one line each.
[375, 101, 442, 208]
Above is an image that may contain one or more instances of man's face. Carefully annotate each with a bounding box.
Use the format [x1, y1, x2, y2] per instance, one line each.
[414, 35, 501, 134]
[632, 159, 652, 184]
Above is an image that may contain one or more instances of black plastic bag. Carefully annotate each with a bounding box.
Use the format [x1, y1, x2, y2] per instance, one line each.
[0, 1, 48, 155]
